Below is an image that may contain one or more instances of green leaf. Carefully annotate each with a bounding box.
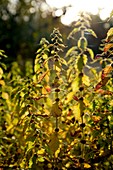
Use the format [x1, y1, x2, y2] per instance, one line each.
[0, 50, 7, 58]
[26, 141, 34, 153]
[29, 156, 33, 168]
[86, 29, 97, 38]
[77, 55, 84, 72]
[38, 156, 45, 162]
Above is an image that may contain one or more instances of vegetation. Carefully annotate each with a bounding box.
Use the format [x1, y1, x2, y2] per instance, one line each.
[0, 12, 113, 169]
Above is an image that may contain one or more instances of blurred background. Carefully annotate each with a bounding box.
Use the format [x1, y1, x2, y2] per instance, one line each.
[0, 0, 113, 67]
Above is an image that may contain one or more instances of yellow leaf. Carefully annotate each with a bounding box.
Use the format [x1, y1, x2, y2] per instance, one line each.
[12, 118, 19, 125]
[106, 27, 113, 42]
[4, 113, 11, 125]
[84, 163, 91, 168]
[83, 54, 88, 65]
[38, 156, 45, 162]
[49, 132, 59, 153]
[37, 148, 45, 155]
[66, 91, 74, 103]
[2, 92, 9, 99]
[73, 104, 81, 120]
[82, 75, 90, 86]
[0, 80, 5, 86]
[0, 67, 3, 79]
[71, 77, 80, 92]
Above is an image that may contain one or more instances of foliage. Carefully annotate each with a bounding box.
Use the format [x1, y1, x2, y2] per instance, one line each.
[0, 0, 68, 65]
[0, 12, 113, 170]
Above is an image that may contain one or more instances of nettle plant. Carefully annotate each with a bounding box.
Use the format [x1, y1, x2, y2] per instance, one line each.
[0, 12, 113, 169]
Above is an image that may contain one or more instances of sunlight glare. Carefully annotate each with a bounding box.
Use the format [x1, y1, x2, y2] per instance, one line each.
[46, 0, 113, 25]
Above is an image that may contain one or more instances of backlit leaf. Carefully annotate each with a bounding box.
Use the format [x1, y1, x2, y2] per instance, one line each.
[27, 141, 34, 153]
[73, 104, 81, 120]
[106, 27, 113, 42]
[0, 67, 3, 79]
[2, 92, 9, 99]
[84, 163, 91, 168]
[66, 47, 77, 57]
[101, 65, 112, 79]
[38, 149, 45, 155]
[66, 91, 74, 103]
[104, 43, 113, 52]
[78, 37, 88, 50]
[82, 75, 90, 86]
[83, 54, 87, 65]
[86, 29, 97, 38]
[71, 77, 80, 92]
[87, 48, 94, 60]
[38, 156, 45, 162]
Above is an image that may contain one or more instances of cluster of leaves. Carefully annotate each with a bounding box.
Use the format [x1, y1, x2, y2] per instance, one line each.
[0, 12, 113, 170]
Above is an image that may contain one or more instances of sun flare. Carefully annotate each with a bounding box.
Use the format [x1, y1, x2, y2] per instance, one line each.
[46, 0, 113, 25]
